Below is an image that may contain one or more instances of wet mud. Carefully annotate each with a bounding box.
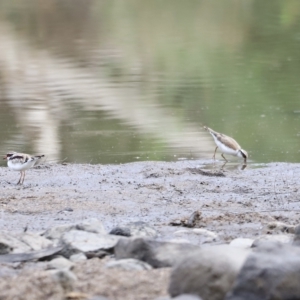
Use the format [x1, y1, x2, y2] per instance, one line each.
[0, 160, 299, 240]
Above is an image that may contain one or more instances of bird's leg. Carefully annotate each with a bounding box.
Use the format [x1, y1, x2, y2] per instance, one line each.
[21, 171, 26, 185]
[221, 153, 228, 162]
[213, 147, 218, 160]
[17, 172, 22, 185]
[241, 164, 247, 171]
[220, 161, 228, 171]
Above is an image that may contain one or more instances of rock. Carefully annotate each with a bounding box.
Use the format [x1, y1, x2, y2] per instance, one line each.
[185, 211, 202, 228]
[229, 238, 253, 249]
[42, 224, 77, 241]
[174, 295, 203, 300]
[109, 227, 131, 237]
[293, 224, 300, 245]
[155, 295, 202, 300]
[0, 231, 32, 253]
[110, 221, 158, 238]
[0, 246, 64, 263]
[225, 243, 300, 300]
[49, 269, 77, 292]
[60, 230, 121, 257]
[48, 256, 74, 270]
[69, 253, 87, 262]
[0, 264, 18, 277]
[263, 221, 295, 234]
[168, 245, 250, 300]
[88, 296, 110, 300]
[75, 218, 106, 234]
[114, 238, 201, 268]
[174, 228, 218, 244]
[169, 211, 202, 228]
[19, 232, 54, 250]
[252, 234, 294, 248]
[42, 218, 107, 241]
[105, 258, 152, 271]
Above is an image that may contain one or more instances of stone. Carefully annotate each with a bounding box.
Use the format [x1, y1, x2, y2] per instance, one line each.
[88, 296, 110, 300]
[75, 218, 106, 234]
[0, 246, 63, 263]
[252, 234, 294, 248]
[174, 228, 218, 244]
[49, 269, 77, 292]
[48, 256, 74, 270]
[263, 221, 295, 234]
[42, 224, 77, 241]
[114, 238, 201, 268]
[225, 243, 300, 300]
[69, 253, 87, 262]
[168, 245, 250, 300]
[42, 218, 107, 241]
[0, 231, 32, 253]
[229, 238, 254, 249]
[19, 232, 54, 250]
[105, 258, 153, 271]
[110, 221, 158, 238]
[174, 295, 203, 300]
[155, 295, 202, 300]
[60, 230, 121, 257]
[293, 224, 300, 245]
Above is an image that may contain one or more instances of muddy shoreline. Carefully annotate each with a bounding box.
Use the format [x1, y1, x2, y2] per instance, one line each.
[0, 160, 299, 239]
[0, 160, 299, 299]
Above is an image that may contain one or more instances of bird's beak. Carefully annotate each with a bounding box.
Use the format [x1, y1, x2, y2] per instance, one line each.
[3, 155, 7, 160]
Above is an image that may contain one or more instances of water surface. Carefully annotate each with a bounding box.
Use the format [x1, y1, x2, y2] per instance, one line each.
[0, 0, 300, 164]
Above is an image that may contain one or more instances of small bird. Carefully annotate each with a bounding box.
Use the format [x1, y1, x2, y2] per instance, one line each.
[3, 152, 45, 185]
[204, 126, 248, 164]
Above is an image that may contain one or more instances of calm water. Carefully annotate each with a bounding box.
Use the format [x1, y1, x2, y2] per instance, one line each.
[0, 0, 300, 165]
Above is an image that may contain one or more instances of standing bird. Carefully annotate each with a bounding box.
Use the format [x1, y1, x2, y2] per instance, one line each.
[204, 126, 248, 164]
[3, 152, 45, 185]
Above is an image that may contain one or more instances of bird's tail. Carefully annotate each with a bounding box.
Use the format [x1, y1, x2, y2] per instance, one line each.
[33, 155, 45, 166]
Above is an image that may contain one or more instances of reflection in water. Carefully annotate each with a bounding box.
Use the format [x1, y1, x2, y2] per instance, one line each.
[0, 1, 300, 164]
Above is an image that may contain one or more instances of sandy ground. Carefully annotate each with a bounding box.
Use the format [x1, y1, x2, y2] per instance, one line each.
[0, 160, 300, 299]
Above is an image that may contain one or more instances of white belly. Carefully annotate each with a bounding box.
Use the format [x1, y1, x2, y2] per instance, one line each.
[214, 139, 238, 157]
[7, 160, 35, 171]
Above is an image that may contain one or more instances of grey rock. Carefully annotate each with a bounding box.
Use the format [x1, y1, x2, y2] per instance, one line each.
[42, 218, 107, 241]
[88, 296, 110, 300]
[42, 224, 77, 241]
[60, 230, 121, 257]
[0, 264, 18, 277]
[110, 227, 131, 237]
[114, 238, 201, 268]
[48, 256, 74, 270]
[49, 269, 77, 292]
[174, 228, 218, 244]
[69, 253, 87, 262]
[105, 258, 152, 271]
[0, 246, 63, 263]
[226, 243, 300, 300]
[19, 232, 54, 250]
[155, 295, 202, 300]
[169, 245, 250, 300]
[252, 234, 294, 248]
[263, 221, 295, 234]
[0, 231, 32, 253]
[110, 221, 158, 238]
[293, 224, 300, 245]
[76, 218, 106, 234]
[229, 238, 254, 249]
[174, 295, 203, 300]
